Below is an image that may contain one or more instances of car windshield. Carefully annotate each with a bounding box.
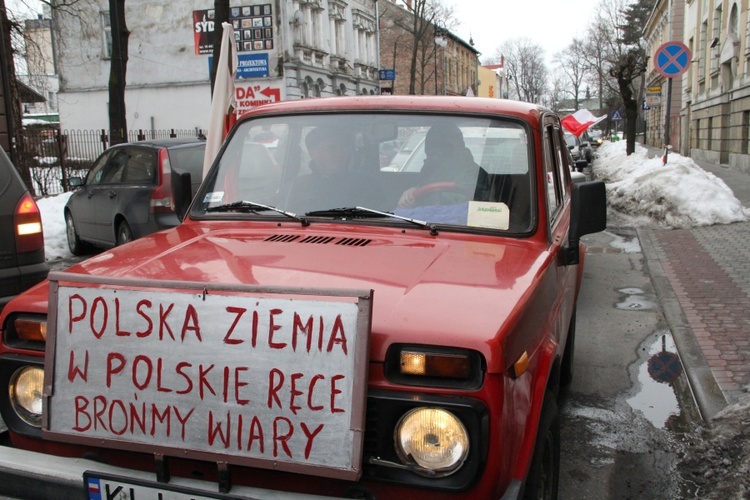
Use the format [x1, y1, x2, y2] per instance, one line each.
[193, 113, 534, 233]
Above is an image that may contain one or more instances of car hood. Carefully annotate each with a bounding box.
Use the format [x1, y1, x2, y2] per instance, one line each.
[54, 222, 550, 371]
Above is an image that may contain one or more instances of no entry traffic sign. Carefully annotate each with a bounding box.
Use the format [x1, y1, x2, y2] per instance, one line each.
[654, 41, 691, 78]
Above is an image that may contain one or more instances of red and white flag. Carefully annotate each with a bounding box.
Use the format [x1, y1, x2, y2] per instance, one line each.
[561, 109, 606, 137]
[203, 22, 238, 179]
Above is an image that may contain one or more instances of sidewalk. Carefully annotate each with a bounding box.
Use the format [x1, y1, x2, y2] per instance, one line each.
[635, 145, 750, 420]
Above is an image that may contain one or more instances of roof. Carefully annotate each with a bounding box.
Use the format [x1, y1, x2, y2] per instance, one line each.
[18, 81, 45, 103]
[242, 96, 550, 124]
[109, 137, 206, 149]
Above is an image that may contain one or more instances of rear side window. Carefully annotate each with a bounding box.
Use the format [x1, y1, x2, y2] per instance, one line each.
[123, 149, 155, 183]
[168, 145, 206, 184]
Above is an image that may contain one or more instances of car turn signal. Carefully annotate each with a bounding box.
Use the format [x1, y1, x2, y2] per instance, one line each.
[400, 351, 471, 379]
[13, 318, 47, 342]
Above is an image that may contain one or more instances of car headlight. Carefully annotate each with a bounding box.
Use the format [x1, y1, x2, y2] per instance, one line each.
[9, 366, 44, 427]
[395, 407, 469, 476]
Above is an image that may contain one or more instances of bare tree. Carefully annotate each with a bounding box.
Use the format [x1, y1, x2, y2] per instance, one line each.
[555, 38, 589, 111]
[583, 0, 654, 154]
[499, 37, 548, 104]
[107, 0, 128, 144]
[390, 0, 455, 95]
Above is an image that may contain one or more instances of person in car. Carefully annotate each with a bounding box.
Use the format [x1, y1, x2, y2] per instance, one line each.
[397, 122, 489, 208]
[285, 125, 383, 213]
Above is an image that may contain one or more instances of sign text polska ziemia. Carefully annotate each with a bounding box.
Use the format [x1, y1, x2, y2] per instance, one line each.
[49, 285, 364, 470]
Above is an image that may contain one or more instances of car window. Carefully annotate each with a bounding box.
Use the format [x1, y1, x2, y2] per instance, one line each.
[168, 144, 206, 184]
[123, 148, 155, 183]
[544, 125, 563, 218]
[196, 114, 534, 233]
[85, 151, 112, 186]
[100, 150, 128, 184]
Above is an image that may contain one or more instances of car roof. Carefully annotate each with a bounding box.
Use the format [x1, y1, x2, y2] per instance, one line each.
[109, 138, 206, 150]
[240, 96, 551, 126]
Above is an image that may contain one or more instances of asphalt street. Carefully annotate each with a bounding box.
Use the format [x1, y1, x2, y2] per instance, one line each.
[560, 144, 750, 498]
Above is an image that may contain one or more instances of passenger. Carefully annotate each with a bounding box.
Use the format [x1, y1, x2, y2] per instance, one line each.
[398, 123, 489, 208]
[285, 125, 383, 213]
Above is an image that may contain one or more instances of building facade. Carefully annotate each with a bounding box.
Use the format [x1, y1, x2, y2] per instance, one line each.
[644, 0, 686, 154]
[51, 0, 379, 133]
[377, 0, 479, 96]
[20, 15, 59, 119]
[682, 0, 750, 171]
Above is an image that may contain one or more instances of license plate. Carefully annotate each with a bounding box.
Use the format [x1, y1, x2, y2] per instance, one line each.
[83, 471, 248, 500]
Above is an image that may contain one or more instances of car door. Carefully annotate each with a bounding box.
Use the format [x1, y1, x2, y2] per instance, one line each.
[68, 150, 114, 242]
[542, 116, 577, 345]
[90, 148, 128, 244]
[106, 146, 158, 242]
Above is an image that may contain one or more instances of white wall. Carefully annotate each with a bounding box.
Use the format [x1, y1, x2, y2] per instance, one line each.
[58, 84, 212, 132]
[54, 0, 379, 132]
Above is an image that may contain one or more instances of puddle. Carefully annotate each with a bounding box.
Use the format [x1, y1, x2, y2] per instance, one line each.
[608, 232, 642, 253]
[626, 331, 692, 429]
[615, 287, 658, 310]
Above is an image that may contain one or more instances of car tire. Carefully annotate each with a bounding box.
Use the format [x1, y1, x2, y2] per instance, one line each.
[116, 221, 133, 246]
[65, 211, 88, 256]
[560, 308, 576, 386]
[523, 392, 560, 500]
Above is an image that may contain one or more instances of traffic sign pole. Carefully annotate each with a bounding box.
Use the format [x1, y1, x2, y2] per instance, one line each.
[653, 41, 691, 165]
[663, 78, 672, 165]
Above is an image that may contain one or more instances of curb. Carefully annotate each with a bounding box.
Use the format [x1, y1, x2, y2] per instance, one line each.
[637, 227, 728, 421]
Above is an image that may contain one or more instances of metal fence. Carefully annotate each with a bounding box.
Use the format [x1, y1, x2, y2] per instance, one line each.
[20, 127, 205, 197]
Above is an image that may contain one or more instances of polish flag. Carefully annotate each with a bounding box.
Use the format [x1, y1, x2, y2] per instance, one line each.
[561, 109, 606, 137]
[203, 22, 238, 179]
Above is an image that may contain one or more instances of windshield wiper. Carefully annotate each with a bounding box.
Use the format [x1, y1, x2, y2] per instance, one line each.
[305, 206, 438, 236]
[206, 200, 309, 226]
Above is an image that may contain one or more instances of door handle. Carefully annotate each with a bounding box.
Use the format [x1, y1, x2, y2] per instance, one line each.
[108, 190, 117, 199]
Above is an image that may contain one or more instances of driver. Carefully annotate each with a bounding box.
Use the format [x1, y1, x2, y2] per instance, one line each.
[397, 123, 489, 208]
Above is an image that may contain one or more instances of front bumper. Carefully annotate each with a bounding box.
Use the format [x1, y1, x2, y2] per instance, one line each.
[0, 440, 333, 500]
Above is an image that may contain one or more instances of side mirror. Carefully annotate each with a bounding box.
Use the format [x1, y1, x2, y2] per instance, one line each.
[562, 180, 607, 266]
[171, 169, 193, 222]
[68, 177, 83, 188]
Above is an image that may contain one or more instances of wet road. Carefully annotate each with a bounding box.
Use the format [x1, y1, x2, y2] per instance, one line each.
[560, 228, 700, 498]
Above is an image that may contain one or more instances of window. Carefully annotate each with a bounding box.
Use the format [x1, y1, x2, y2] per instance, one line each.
[711, 6, 722, 74]
[198, 114, 534, 233]
[543, 125, 562, 219]
[699, 21, 708, 82]
[101, 11, 112, 59]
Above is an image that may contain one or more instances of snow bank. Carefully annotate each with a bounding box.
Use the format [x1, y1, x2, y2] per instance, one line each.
[593, 141, 748, 228]
[36, 192, 73, 262]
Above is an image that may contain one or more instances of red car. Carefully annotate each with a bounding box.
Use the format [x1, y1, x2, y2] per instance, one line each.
[0, 96, 605, 499]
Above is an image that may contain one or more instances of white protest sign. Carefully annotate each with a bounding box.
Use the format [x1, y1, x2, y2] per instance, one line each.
[43, 276, 371, 480]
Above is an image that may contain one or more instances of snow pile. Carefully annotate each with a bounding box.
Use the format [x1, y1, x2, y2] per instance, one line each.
[36, 191, 73, 262]
[593, 141, 749, 228]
